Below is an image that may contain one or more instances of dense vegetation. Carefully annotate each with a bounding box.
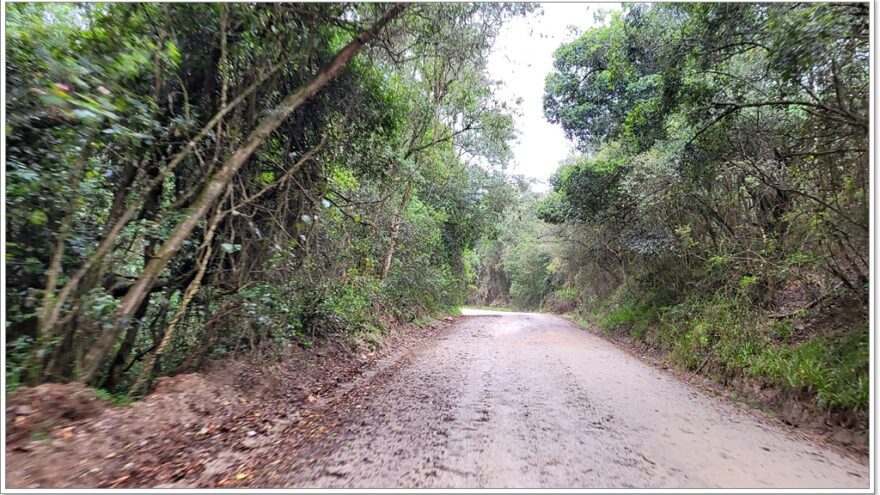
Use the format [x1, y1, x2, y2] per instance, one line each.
[5, 2, 529, 394]
[4, 2, 870, 429]
[473, 3, 869, 423]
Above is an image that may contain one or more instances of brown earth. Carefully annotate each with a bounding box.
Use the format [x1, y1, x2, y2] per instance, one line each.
[4, 317, 453, 488]
[5, 310, 870, 489]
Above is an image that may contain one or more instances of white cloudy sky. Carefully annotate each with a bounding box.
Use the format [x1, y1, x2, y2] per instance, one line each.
[487, 3, 621, 191]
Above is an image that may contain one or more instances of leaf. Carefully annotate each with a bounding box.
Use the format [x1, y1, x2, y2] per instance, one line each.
[11, 168, 39, 183]
[321, 198, 331, 208]
[164, 40, 181, 65]
[72, 109, 101, 122]
[28, 210, 48, 226]
[301, 214, 312, 223]
[258, 171, 275, 184]
[235, 473, 250, 480]
[221, 243, 241, 254]
[38, 94, 68, 107]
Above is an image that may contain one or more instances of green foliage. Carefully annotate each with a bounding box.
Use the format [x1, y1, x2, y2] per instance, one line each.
[94, 388, 134, 407]
[472, 183, 558, 310]
[510, 2, 869, 419]
[750, 328, 869, 411]
[551, 287, 578, 305]
[587, 289, 869, 414]
[5, 2, 524, 393]
[541, 2, 868, 298]
[29, 423, 54, 442]
[538, 149, 629, 225]
[660, 296, 755, 373]
[319, 276, 381, 333]
[599, 300, 655, 341]
[5, 336, 34, 392]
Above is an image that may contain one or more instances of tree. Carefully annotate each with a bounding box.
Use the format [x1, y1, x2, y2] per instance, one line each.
[6, 2, 527, 393]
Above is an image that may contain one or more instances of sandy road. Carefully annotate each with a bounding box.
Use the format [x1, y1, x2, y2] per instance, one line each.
[285, 309, 869, 489]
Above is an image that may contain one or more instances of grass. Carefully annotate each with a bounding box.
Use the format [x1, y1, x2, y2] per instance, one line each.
[349, 306, 464, 351]
[566, 309, 593, 329]
[590, 286, 656, 340]
[28, 421, 54, 442]
[598, 302, 654, 340]
[348, 323, 385, 351]
[94, 388, 134, 407]
[586, 290, 868, 415]
[748, 327, 869, 410]
[461, 305, 520, 312]
[29, 430, 52, 442]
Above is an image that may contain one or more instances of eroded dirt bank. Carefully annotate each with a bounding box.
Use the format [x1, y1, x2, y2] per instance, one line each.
[4, 317, 451, 488]
[6, 310, 869, 489]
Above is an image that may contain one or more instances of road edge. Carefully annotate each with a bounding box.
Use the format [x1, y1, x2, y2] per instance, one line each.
[556, 313, 870, 465]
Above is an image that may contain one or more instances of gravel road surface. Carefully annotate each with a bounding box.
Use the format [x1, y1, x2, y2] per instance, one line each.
[285, 309, 868, 489]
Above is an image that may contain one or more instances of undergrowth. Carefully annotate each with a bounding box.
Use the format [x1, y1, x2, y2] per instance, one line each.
[584, 290, 869, 415]
[94, 388, 134, 407]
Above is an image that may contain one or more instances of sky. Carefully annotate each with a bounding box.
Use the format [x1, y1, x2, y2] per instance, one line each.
[486, 3, 620, 191]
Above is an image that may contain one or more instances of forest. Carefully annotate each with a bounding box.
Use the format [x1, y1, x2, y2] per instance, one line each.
[474, 3, 870, 425]
[4, 0, 871, 435]
[6, 2, 529, 394]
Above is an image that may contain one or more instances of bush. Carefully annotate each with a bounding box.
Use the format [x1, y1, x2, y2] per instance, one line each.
[592, 288, 658, 340]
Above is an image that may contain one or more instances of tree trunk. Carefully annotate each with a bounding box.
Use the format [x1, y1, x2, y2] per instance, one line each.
[36, 44, 297, 353]
[100, 295, 151, 391]
[27, 138, 91, 383]
[129, 192, 227, 396]
[381, 179, 413, 280]
[79, 2, 407, 385]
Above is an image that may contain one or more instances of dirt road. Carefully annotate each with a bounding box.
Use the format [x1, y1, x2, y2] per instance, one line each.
[284, 309, 868, 489]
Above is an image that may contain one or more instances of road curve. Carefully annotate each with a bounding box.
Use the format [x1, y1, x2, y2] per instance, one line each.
[287, 309, 869, 489]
